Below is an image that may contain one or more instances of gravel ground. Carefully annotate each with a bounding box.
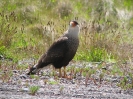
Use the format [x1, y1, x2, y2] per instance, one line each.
[0, 62, 133, 99]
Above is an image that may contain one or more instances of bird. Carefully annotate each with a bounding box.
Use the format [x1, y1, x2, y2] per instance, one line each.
[27, 21, 80, 78]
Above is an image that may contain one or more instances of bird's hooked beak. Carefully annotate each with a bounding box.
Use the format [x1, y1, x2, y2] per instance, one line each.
[27, 66, 36, 75]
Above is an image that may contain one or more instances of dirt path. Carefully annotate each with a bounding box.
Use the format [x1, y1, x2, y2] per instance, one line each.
[0, 68, 133, 99]
[0, 80, 133, 99]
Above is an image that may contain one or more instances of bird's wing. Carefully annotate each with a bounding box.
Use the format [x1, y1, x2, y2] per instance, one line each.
[39, 37, 68, 63]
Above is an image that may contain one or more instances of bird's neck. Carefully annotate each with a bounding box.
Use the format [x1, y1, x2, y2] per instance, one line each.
[67, 26, 80, 37]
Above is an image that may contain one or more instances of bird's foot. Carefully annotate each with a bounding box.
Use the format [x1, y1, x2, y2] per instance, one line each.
[62, 75, 72, 80]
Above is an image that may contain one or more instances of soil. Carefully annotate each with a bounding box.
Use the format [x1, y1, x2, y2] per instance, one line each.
[0, 62, 133, 99]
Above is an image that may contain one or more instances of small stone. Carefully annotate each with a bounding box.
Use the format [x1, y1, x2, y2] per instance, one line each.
[102, 93, 106, 96]
[12, 70, 17, 73]
[20, 74, 27, 79]
[49, 78, 55, 82]
[21, 87, 29, 92]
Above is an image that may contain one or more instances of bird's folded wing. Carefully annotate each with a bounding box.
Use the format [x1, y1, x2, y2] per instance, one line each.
[41, 37, 68, 63]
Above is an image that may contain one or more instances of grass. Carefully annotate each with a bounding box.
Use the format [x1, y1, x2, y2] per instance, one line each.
[48, 80, 58, 85]
[59, 86, 64, 94]
[0, 0, 133, 89]
[29, 86, 40, 95]
[0, 0, 131, 61]
[75, 47, 108, 62]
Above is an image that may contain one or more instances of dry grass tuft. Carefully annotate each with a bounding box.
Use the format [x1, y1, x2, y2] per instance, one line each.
[55, 0, 72, 18]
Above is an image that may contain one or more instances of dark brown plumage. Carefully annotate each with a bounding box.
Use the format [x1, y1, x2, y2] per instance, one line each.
[27, 21, 80, 77]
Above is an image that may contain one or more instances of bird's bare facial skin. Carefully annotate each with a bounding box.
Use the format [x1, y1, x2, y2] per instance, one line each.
[70, 22, 76, 27]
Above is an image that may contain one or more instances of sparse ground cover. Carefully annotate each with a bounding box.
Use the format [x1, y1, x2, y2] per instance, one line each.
[0, 60, 133, 98]
[0, 61, 133, 99]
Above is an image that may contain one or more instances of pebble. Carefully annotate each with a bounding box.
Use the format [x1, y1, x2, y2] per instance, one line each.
[22, 87, 29, 92]
[20, 74, 27, 79]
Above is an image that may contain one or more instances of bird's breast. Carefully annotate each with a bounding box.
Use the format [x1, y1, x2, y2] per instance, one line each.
[67, 38, 79, 51]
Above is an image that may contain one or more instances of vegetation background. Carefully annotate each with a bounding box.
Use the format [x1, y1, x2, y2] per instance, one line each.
[0, 0, 133, 89]
[0, 0, 133, 62]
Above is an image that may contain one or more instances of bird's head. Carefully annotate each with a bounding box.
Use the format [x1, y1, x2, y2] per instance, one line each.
[27, 66, 36, 75]
[70, 21, 79, 27]
[69, 21, 80, 34]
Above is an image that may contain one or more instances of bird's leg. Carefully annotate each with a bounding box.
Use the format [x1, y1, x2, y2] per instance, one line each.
[53, 66, 57, 79]
[59, 68, 62, 78]
[63, 66, 73, 79]
[63, 66, 67, 78]
[52, 66, 55, 77]
[37, 70, 40, 75]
